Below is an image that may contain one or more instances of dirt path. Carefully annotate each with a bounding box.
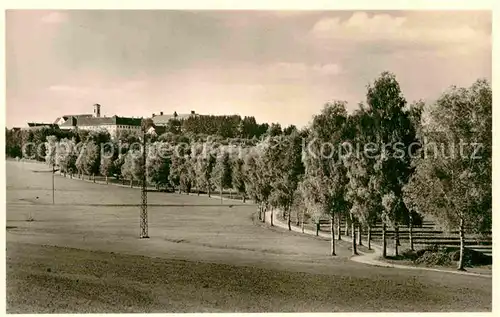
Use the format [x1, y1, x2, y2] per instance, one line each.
[265, 208, 492, 277]
[6, 161, 492, 312]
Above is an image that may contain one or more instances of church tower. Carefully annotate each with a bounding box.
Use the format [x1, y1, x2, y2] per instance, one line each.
[93, 103, 101, 118]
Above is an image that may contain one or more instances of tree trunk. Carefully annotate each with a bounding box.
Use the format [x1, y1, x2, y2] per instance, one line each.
[409, 215, 414, 251]
[287, 208, 291, 231]
[458, 217, 465, 271]
[208, 186, 211, 197]
[330, 216, 336, 256]
[105, 175, 108, 184]
[337, 215, 342, 240]
[395, 223, 399, 256]
[367, 225, 372, 250]
[316, 222, 319, 236]
[382, 223, 387, 258]
[301, 209, 305, 233]
[93, 173, 95, 183]
[270, 208, 274, 227]
[258, 206, 262, 221]
[130, 179, 133, 188]
[243, 195, 246, 203]
[394, 230, 399, 256]
[396, 222, 401, 246]
[351, 217, 358, 255]
[197, 190, 200, 196]
[344, 217, 349, 236]
[357, 224, 363, 246]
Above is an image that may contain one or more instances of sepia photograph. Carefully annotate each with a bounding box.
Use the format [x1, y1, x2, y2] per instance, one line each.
[4, 5, 493, 313]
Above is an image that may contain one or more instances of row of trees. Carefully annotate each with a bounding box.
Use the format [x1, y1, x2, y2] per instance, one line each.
[38, 129, 263, 200]
[221, 73, 490, 271]
[6, 72, 491, 270]
[159, 114, 295, 139]
[6, 126, 93, 160]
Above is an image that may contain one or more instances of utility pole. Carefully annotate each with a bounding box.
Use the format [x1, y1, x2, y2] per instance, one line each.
[52, 163, 55, 204]
[140, 122, 149, 239]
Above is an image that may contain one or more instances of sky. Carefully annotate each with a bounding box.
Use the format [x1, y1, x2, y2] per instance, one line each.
[6, 10, 492, 128]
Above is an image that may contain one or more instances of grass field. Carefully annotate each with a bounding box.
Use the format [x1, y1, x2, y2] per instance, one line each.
[6, 160, 492, 312]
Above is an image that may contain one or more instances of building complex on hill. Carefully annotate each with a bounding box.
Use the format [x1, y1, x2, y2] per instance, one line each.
[24, 104, 199, 138]
[49, 104, 142, 138]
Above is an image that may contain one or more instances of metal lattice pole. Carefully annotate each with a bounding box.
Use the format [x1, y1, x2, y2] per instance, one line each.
[52, 163, 55, 204]
[140, 126, 149, 238]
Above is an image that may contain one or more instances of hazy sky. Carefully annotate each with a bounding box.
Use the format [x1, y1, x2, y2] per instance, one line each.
[6, 10, 491, 128]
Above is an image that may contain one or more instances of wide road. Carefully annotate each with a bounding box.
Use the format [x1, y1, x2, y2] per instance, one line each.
[6, 160, 492, 312]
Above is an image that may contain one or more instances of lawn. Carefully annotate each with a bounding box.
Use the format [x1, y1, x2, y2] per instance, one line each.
[6, 160, 492, 312]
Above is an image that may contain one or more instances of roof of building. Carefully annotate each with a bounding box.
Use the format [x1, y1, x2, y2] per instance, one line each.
[28, 122, 59, 128]
[149, 125, 167, 135]
[116, 116, 143, 126]
[54, 114, 93, 124]
[74, 117, 116, 126]
[146, 126, 157, 135]
[59, 115, 143, 127]
[59, 117, 78, 128]
[152, 113, 195, 125]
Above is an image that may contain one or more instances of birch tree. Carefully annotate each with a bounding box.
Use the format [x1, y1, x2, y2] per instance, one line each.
[364, 72, 420, 257]
[404, 79, 491, 270]
[302, 101, 350, 255]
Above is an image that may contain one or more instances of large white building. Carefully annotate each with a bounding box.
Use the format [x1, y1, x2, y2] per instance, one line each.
[55, 104, 142, 138]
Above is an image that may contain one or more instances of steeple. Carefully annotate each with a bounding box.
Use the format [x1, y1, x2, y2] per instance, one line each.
[93, 104, 101, 118]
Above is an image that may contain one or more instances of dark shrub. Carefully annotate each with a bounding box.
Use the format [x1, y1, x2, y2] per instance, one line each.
[415, 251, 451, 266]
[401, 249, 418, 261]
[449, 250, 461, 262]
[428, 243, 440, 252]
[448, 248, 492, 267]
